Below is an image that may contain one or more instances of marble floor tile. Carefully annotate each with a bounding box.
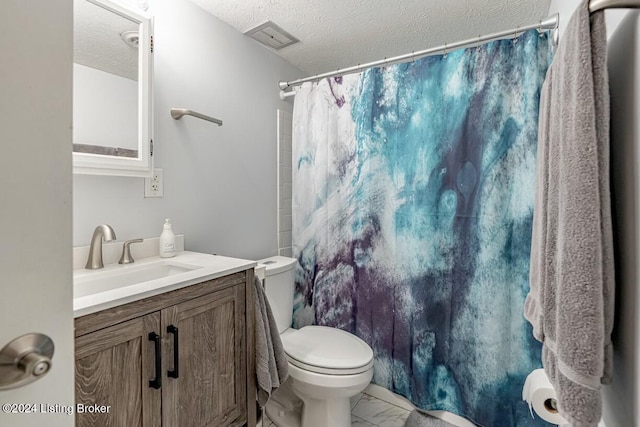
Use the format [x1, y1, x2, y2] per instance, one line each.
[352, 393, 411, 427]
[352, 414, 377, 426]
[263, 392, 411, 427]
[351, 392, 364, 410]
[262, 414, 275, 427]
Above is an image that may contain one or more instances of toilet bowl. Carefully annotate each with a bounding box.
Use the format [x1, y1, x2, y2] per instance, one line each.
[258, 256, 374, 427]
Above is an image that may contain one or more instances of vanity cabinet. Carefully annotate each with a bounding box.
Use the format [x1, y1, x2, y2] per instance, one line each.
[74, 270, 256, 427]
[75, 312, 161, 426]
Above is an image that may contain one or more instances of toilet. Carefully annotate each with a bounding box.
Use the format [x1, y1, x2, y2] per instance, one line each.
[257, 256, 374, 427]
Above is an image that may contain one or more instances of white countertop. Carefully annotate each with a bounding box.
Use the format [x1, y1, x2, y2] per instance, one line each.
[73, 251, 256, 318]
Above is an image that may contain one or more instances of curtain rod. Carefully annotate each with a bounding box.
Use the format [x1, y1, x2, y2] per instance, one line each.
[278, 0, 640, 93]
[589, 0, 640, 12]
[278, 14, 559, 91]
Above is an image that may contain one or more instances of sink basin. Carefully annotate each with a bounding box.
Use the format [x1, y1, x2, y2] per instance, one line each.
[72, 251, 257, 318]
[74, 260, 202, 298]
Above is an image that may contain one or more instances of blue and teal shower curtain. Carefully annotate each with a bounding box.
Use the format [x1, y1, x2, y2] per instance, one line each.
[292, 30, 553, 426]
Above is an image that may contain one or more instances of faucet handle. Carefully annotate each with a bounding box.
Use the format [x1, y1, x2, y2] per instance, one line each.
[119, 239, 144, 265]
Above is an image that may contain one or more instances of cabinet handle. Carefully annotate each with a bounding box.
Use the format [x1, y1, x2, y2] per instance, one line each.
[167, 325, 179, 379]
[148, 332, 162, 389]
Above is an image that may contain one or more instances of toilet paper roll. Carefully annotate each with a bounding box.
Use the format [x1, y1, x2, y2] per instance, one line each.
[522, 369, 568, 425]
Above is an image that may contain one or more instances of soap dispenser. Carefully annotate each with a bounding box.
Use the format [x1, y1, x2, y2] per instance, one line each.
[159, 218, 176, 258]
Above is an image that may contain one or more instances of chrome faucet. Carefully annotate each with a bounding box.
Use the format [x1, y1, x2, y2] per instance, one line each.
[85, 224, 117, 270]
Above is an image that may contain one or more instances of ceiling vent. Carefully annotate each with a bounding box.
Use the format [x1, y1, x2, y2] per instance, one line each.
[244, 21, 300, 50]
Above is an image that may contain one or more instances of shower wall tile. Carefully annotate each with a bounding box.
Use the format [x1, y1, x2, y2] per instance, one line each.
[279, 247, 292, 257]
[278, 110, 293, 256]
[280, 213, 292, 231]
[280, 168, 291, 183]
[281, 183, 292, 199]
[280, 167, 292, 183]
[280, 231, 292, 247]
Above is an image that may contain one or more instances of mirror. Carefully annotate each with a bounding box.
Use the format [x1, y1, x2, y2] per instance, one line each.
[73, 0, 153, 177]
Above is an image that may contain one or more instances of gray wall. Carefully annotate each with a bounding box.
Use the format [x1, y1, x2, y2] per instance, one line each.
[73, 0, 301, 260]
[547, 2, 638, 426]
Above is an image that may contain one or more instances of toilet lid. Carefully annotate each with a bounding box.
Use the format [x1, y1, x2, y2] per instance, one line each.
[282, 326, 373, 372]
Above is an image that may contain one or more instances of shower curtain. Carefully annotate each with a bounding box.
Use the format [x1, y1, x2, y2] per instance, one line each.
[292, 30, 553, 426]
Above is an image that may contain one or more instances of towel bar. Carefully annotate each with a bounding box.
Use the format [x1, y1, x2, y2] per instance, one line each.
[170, 108, 223, 126]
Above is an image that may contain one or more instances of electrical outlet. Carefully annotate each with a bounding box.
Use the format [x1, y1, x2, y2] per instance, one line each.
[144, 168, 164, 198]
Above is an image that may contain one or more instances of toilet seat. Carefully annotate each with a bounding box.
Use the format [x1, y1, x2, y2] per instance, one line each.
[282, 326, 374, 375]
[286, 354, 374, 375]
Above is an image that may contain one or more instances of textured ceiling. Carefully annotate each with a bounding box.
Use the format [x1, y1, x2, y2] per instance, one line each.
[74, 0, 139, 81]
[189, 0, 552, 76]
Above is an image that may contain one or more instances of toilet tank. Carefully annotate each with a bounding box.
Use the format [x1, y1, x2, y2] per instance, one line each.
[257, 256, 297, 334]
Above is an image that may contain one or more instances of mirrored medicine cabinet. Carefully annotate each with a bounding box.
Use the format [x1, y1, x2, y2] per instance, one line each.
[73, 0, 153, 177]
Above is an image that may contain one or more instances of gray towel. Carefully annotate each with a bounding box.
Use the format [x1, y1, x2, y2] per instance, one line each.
[404, 411, 459, 427]
[254, 276, 289, 407]
[524, 1, 614, 425]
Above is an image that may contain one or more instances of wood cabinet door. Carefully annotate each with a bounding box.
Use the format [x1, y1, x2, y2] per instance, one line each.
[75, 313, 162, 427]
[162, 284, 247, 427]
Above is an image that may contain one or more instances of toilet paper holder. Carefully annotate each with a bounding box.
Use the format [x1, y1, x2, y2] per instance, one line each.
[544, 398, 558, 414]
[522, 369, 567, 424]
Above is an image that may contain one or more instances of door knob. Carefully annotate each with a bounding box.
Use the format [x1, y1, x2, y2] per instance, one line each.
[0, 333, 54, 390]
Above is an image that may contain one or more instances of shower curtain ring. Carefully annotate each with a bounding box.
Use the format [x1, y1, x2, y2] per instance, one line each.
[514, 26, 519, 44]
[443, 43, 448, 58]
